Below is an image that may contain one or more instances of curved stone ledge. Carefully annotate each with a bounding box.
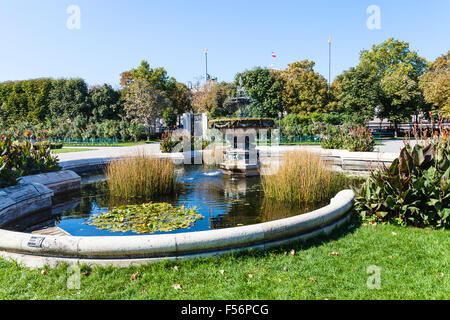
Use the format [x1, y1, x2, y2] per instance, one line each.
[0, 183, 54, 228]
[0, 190, 355, 268]
[18, 170, 81, 195]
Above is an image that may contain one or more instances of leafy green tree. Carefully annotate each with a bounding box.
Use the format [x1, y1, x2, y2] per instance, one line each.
[358, 38, 429, 132]
[89, 84, 123, 122]
[332, 66, 381, 123]
[162, 107, 177, 128]
[48, 78, 91, 120]
[167, 82, 191, 118]
[0, 78, 53, 124]
[235, 67, 284, 118]
[281, 60, 328, 114]
[419, 51, 450, 116]
[191, 81, 236, 118]
[124, 79, 170, 139]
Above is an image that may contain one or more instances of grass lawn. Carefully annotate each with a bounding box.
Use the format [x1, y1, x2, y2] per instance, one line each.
[0, 215, 448, 300]
[51, 148, 97, 154]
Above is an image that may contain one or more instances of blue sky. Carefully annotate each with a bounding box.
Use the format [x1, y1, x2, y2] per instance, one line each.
[0, 0, 448, 88]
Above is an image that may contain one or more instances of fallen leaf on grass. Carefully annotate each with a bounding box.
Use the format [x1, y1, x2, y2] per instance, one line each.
[173, 266, 179, 271]
[219, 270, 225, 275]
[248, 274, 254, 279]
[392, 232, 397, 236]
[329, 251, 339, 256]
[41, 269, 47, 275]
[131, 272, 139, 280]
[172, 284, 182, 290]
[308, 278, 317, 283]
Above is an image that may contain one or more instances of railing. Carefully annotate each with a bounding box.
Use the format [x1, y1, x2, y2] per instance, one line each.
[49, 138, 120, 145]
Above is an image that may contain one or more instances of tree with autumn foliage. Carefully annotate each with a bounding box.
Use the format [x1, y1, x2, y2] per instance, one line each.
[280, 60, 329, 114]
[419, 51, 450, 116]
[124, 79, 170, 139]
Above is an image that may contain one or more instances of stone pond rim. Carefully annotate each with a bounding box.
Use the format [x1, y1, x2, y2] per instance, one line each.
[0, 186, 355, 268]
[0, 147, 381, 269]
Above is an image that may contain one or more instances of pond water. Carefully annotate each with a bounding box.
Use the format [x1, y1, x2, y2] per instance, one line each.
[7, 166, 330, 237]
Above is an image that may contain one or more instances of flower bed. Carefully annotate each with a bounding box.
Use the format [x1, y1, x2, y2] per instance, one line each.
[0, 136, 60, 188]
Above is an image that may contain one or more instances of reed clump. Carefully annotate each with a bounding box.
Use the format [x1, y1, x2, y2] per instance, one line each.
[261, 151, 349, 205]
[106, 153, 175, 200]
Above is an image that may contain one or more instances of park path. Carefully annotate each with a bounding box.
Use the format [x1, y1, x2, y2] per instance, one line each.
[56, 140, 410, 164]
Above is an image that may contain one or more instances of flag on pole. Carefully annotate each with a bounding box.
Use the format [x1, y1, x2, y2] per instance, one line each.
[272, 52, 277, 58]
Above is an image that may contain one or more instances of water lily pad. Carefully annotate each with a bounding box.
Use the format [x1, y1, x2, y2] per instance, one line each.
[86, 202, 203, 234]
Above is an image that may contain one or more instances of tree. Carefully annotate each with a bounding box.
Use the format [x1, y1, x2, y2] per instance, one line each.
[358, 39, 428, 132]
[191, 81, 236, 118]
[332, 66, 382, 123]
[167, 82, 191, 118]
[89, 84, 123, 122]
[130, 60, 176, 93]
[162, 107, 177, 128]
[280, 60, 328, 114]
[0, 78, 53, 124]
[235, 68, 284, 118]
[48, 78, 91, 120]
[124, 79, 170, 139]
[419, 51, 450, 116]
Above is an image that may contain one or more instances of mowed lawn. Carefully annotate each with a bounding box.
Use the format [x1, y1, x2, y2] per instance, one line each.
[0, 216, 448, 300]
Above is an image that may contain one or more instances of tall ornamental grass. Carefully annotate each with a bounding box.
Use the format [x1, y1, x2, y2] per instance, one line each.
[106, 153, 175, 200]
[261, 151, 349, 205]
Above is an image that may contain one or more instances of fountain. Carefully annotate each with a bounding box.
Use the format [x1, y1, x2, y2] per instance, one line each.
[209, 118, 275, 177]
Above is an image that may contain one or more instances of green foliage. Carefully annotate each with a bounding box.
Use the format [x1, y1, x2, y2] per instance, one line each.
[321, 125, 375, 152]
[160, 133, 180, 153]
[162, 107, 178, 128]
[359, 38, 429, 126]
[0, 136, 60, 188]
[332, 66, 380, 123]
[89, 84, 123, 122]
[354, 138, 450, 229]
[0, 78, 53, 124]
[419, 51, 450, 116]
[87, 202, 202, 234]
[281, 60, 329, 114]
[235, 67, 284, 118]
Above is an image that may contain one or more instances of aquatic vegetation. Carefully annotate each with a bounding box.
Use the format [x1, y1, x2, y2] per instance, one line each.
[87, 202, 203, 234]
[261, 151, 352, 205]
[106, 153, 175, 200]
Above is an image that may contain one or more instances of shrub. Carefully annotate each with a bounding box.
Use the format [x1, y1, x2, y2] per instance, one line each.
[106, 153, 175, 200]
[0, 136, 60, 188]
[321, 125, 375, 152]
[261, 151, 351, 205]
[354, 133, 449, 229]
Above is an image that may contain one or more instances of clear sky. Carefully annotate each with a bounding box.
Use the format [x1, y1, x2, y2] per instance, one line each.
[0, 0, 448, 88]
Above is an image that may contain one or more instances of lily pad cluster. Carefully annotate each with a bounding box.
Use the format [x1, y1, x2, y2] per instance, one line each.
[86, 202, 203, 234]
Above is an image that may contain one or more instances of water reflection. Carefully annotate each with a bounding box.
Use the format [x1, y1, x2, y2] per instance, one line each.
[8, 166, 325, 236]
